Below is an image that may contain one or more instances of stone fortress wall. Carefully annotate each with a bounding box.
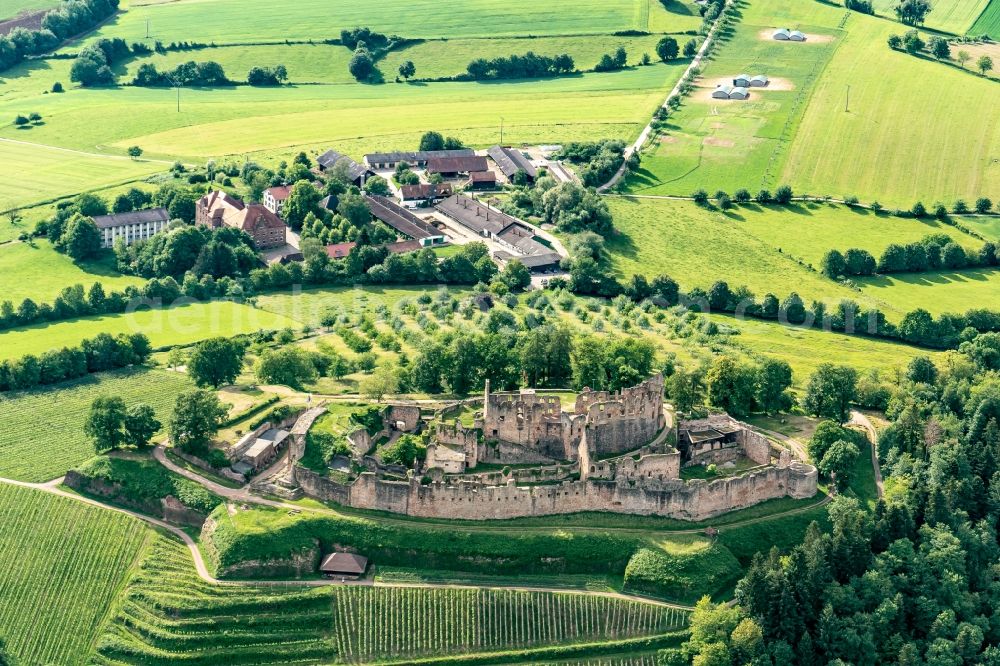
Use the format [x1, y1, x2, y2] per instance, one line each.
[291, 376, 819, 522]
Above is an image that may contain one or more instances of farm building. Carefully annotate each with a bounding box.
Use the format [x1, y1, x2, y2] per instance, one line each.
[494, 250, 563, 274]
[384, 239, 425, 254]
[426, 155, 489, 177]
[365, 195, 446, 246]
[316, 149, 370, 186]
[318, 195, 338, 213]
[196, 190, 287, 249]
[750, 74, 769, 87]
[320, 552, 368, 579]
[400, 183, 453, 206]
[773, 28, 805, 41]
[713, 84, 749, 100]
[436, 195, 558, 273]
[467, 171, 498, 190]
[487, 145, 538, 182]
[263, 185, 292, 217]
[242, 428, 290, 471]
[363, 149, 475, 170]
[91, 207, 170, 249]
[733, 74, 751, 87]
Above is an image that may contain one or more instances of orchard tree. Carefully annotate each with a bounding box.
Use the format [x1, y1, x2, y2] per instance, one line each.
[187, 337, 245, 388]
[656, 36, 679, 61]
[168, 389, 228, 454]
[85, 395, 127, 453]
[359, 363, 400, 402]
[957, 49, 971, 68]
[123, 403, 161, 448]
[978, 55, 994, 75]
[255, 347, 318, 388]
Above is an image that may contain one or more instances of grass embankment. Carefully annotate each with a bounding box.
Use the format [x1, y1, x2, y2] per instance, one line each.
[0, 483, 150, 666]
[69, 455, 223, 516]
[93, 533, 688, 665]
[204, 503, 742, 603]
[0, 367, 192, 482]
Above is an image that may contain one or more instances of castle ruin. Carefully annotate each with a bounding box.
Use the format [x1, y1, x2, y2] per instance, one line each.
[289, 376, 818, 522]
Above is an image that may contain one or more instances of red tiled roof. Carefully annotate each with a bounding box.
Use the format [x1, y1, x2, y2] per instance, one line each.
[265, 185, 293, 200]
[469, 171, 497, 182]
[325, 242, 357, 258]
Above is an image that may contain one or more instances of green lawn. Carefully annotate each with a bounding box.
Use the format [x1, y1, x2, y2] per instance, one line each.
[964, 214, 1000, 241]
[709, 314, 943, 388]
[0, 240, 145, 304]
[83, 0, 698, 43]
[872, 0, 992, 34]
[0, 483, 150, 665]
[781, 11, 1000, 206]
[970, 0, 1000, 37]
[604, 197, 888, 313]
[0, 300, 303, 360]
[0, 367, 192, 482]
[857, 267, 1000, 316]
[0, 138, 166, 210]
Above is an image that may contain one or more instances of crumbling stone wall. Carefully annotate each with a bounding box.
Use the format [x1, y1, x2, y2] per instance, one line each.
[387, 405, 422, 432]
[297, 458, 818, 522]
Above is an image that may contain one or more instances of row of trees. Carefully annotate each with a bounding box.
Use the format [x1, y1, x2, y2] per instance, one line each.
[466, 51, 575, 80]
[0, 332, 151, 393]
[888, 30, 995, 75]
[133, 60, 229, 87]
[821, 233, 999, 278]
[693, 185, 795, 208]
[0, 0, 119, 73]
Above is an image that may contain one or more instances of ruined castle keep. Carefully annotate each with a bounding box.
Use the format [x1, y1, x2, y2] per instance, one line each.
[290, 374, 819, 522]
[455, 374, 666, 464]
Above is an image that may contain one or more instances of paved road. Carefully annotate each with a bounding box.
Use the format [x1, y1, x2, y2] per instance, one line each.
[849, 410, 884, 499]
[597, 0, 731, 192]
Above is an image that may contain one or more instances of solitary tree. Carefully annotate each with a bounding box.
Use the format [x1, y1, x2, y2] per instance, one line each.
[85, 395, 128, 453]
[123, 403, 161, 448]
[359, 363, 400, 402]
[398, 60, 416, 80]
[802, 363, 858, 422]
[127, 145, 143, 159]
[957, 49, 971, 68]
[756, 358, 793, 414]
[187, 337, 245, 388]
[977, 55, 994, 76]
[656, 36, 679, 61]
